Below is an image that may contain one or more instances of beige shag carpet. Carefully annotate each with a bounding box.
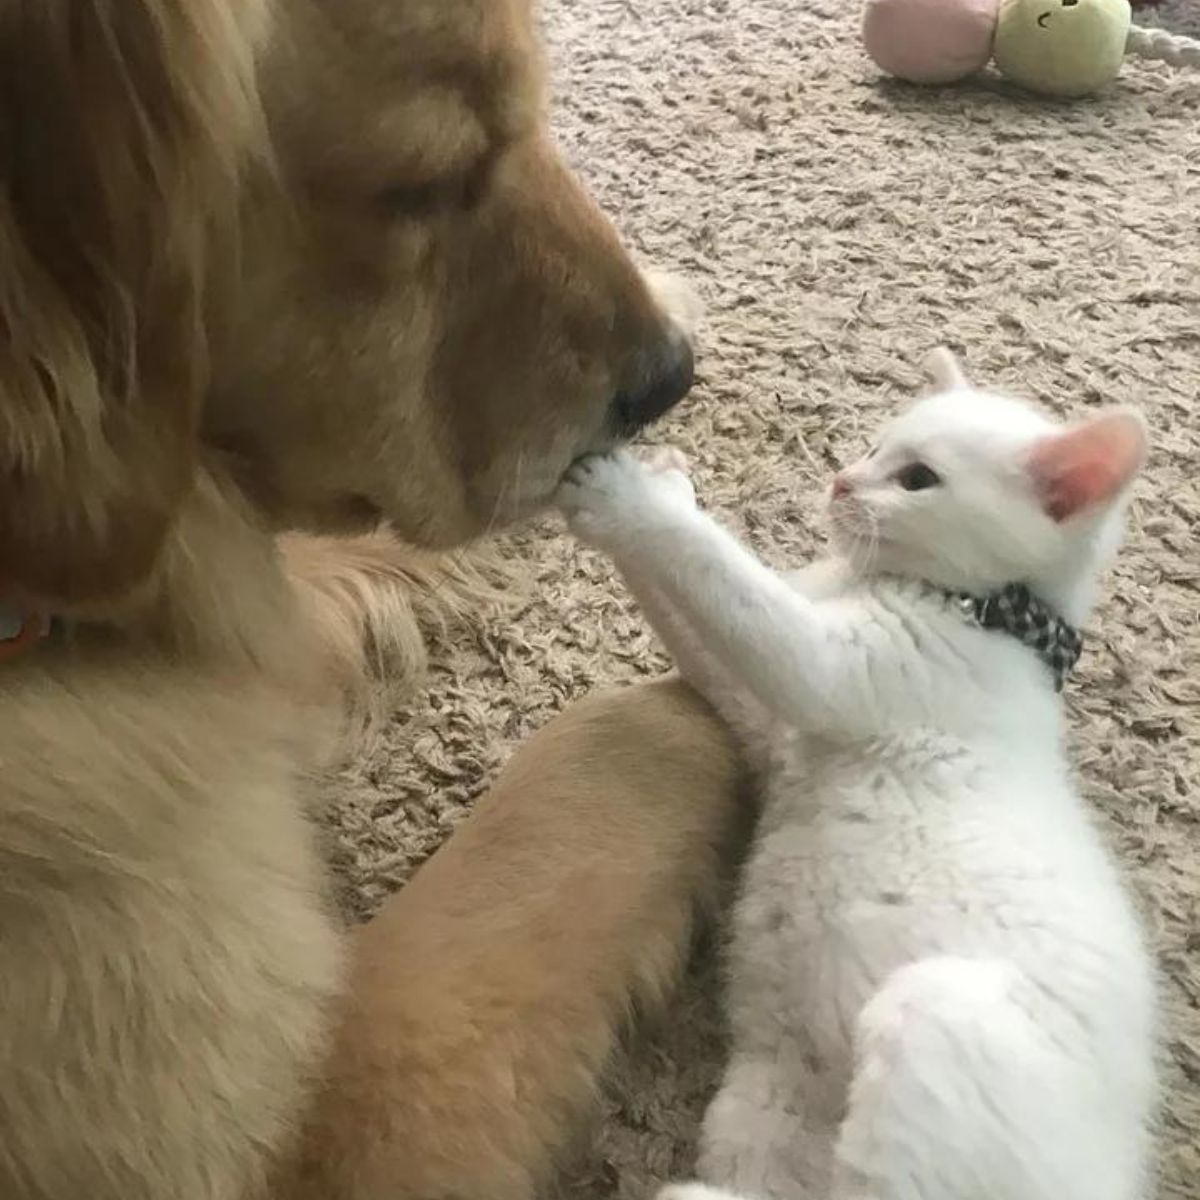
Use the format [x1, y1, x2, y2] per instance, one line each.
[328, 2, 1200, 1196]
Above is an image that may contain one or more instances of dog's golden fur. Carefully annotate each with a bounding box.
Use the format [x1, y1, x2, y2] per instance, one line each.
[276, 679, 744, 1200]
[0, 2, 742, 1198]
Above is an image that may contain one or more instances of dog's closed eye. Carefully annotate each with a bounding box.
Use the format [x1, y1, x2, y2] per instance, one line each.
[377, 151, 496, 219]
[377, 177, 464, 218]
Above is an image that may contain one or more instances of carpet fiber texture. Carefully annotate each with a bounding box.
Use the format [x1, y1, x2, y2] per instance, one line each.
[328, 2, 1199, 1195]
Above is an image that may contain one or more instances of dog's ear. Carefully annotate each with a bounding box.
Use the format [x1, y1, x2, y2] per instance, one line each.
[0, 0, 268, 606]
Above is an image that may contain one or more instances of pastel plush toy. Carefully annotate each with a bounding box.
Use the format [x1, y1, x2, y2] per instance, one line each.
[862, 0, 1200, 97]
[994, 0, 1131, 94]
[861, 0, 998, 83]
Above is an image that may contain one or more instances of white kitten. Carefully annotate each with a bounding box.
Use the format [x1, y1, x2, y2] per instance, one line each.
[556, 353, 1156, 1200]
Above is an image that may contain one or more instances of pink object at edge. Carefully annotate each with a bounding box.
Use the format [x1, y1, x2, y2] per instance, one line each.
[862, 0, 999, 85]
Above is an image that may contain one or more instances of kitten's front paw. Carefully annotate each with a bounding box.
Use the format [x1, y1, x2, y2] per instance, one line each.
[556, 451, 648, 544]
[557, 448, 695, 546]
[641, 445, 697, 508]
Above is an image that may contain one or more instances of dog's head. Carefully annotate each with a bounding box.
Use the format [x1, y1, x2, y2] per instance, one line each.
[0, 0, 271, 606]
[0, 0, 692, 608]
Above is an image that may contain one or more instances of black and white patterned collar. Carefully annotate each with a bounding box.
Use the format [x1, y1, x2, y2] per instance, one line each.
[940, 582, 1083, 692]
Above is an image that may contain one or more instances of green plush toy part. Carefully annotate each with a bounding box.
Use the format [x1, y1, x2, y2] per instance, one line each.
[863, 0, 1200, 98]
[993, 0, 1130, 97]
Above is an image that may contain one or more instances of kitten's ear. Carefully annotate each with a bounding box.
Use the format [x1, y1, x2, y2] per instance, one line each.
[924, 347, 969, 391]
[1027, 408, 1148, 523]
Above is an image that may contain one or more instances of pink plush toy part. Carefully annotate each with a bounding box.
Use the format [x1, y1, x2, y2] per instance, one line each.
[861, 0, 999, 84]
[863, 0, 1200, 95]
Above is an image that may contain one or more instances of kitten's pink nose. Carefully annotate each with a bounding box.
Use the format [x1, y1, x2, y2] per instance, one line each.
[832, 473, 853, 499]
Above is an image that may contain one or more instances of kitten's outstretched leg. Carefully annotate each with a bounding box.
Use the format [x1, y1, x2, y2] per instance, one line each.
[833, 958, 1129, 1200]
[558, 452, 870, 735]
[614, 450, 770, 743]
[638, 583, 770, 750]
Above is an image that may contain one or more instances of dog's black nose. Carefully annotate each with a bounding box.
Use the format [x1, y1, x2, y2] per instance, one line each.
[611, 334, 695, 437]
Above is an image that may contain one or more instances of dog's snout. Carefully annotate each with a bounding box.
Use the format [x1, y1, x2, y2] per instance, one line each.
[611, 333, 695, 437]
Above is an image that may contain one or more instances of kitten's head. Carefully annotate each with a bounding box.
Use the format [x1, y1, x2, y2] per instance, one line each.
[828, 350, 1147, 621]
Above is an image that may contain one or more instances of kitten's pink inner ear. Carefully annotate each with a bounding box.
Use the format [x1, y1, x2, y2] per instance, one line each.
[1028, 410, 1148, 522]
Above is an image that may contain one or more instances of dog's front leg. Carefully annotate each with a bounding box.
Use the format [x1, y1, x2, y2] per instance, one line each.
[274, 677, 746, 1200]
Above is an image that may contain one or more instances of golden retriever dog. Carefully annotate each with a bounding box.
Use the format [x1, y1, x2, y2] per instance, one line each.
[0, 3, 743, 1199]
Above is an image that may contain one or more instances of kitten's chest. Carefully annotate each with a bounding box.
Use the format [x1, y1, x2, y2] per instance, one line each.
[764, 731, 982, 820]
[750, 732, 1033, 918]
[729, 740, 1008, 1042]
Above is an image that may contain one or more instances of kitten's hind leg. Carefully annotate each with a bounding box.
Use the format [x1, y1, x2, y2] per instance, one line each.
[833, 958, 1126, 1200]
[696, 1050, 839, 1200]
[657, 1184, 753, 1200]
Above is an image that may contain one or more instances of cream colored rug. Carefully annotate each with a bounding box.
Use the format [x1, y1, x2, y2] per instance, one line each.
[329, 1, 1200, 1195]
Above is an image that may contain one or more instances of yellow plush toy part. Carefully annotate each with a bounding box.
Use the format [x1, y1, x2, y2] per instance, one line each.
[993, 0, 1130, 96]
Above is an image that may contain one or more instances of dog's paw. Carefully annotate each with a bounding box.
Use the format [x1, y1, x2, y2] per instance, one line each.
[557, 449, 694, 545]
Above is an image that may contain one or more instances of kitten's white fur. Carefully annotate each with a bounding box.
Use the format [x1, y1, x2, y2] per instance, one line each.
[557, 358, 1156, 1200]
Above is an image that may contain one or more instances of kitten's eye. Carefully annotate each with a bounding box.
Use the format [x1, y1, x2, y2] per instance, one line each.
[895, 462, 941, 492]
[866, 443, 880, 459]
